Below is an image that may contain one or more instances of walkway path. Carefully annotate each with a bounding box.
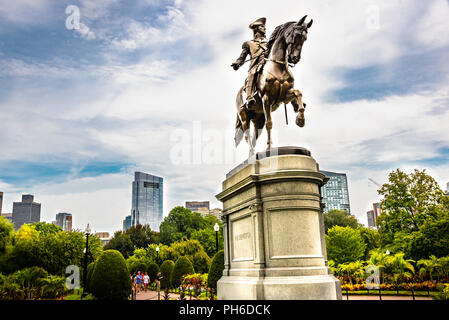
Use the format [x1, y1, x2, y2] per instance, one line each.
[135, 290, 433, 301]
[135, 289, 181, 300]
[345, 295, 432, 300]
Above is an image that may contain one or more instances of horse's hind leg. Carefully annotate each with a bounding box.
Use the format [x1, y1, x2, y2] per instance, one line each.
[262, 94, 273, 150]
[250, 116, 265, 151]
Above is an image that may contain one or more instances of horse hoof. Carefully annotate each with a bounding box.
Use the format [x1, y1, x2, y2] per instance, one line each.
[296, 117, 305, 127]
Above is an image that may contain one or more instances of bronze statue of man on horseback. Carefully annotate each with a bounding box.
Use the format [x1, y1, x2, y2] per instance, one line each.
[231, 16, 313, 156]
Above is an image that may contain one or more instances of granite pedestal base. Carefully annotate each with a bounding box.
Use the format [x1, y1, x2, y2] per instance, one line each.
[216, 147, 341, 300]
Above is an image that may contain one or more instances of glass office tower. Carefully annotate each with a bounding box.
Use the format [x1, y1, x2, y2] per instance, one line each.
[131, 172, 163, 231]
[320, 170, 351, 214]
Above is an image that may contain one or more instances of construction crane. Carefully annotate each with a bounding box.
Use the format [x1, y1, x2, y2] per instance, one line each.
[368, 178, 382, 188]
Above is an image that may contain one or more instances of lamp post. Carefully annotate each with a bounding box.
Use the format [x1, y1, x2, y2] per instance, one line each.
[379, 249, 390, 301]
[214, 223, 219, 253]
[82, 223, 91, 299]
[156, 245, 159, 261]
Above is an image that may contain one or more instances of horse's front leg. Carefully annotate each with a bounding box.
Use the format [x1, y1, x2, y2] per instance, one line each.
[262, 94, 272, 150]
[287, 89, 306, 127]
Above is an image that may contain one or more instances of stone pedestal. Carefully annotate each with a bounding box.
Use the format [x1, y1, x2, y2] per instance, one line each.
[216, 147, 341, 300]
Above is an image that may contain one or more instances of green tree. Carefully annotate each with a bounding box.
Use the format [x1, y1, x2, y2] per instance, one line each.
[126, 248, 151, 275]
[389, 252, 415, 293]
[417, 255, 440, 283]
[191, 228, 223, 257]
[85, 262, 95, 293]
[207, 250, 224, 292]
[377, 169, 449, 245]
[326, 226, 366, 265]
[0, 216, 14, 254]
[402, 212, 449, 260]
[104, 231, 134, 259]
[159, 260, 174, 289]
[324, 210, 362, 233]
[191, 250, 211, 274]
[4, 224, 40, 273]
[30, 222, 62, 235]
[359, 227, 381, 260]
[90, 250, 131, 300]
[171, 256, 194, 288]
[127, 224, 152, 249]
[159, 207, 207, 245]
[11, 266, 48, 299]
[147, 262, 159, 283]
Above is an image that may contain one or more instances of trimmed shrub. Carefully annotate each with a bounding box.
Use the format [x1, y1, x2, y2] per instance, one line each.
[90, 250, 131, 300]
[148, 262, 159, 283]
[191, 251, 211, 274]
[208, 250, 224, 291]
[85, 262, 95, 292]
[172, 256, 194, 288]
[159, 260, 174, 289]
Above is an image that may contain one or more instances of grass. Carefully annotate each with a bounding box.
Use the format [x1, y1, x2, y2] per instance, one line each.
[64, 288, 95, 300]
[343, 290, 438, 298]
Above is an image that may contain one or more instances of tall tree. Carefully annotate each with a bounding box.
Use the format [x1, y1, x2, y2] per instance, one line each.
[377, 169, 448, 242]
[323, 210, 362, 233]
[376, 169, 449, 258]
[159, 207, 207, 245]
[326, 226, 366, 265]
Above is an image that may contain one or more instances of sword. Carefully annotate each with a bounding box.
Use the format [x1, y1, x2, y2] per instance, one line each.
[284, 103, 288, 125]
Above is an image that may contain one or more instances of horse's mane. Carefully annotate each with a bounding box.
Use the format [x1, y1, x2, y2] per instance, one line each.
[265, 21, 296, 58]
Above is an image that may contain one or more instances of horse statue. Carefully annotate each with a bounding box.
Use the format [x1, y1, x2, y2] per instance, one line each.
[234, 16, 313, 156]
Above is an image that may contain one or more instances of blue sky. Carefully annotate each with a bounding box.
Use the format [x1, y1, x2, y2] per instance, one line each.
[0, 0, 448, 232]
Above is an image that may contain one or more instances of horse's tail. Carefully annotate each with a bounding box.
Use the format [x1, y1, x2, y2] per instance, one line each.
[235, 86, 245, 147]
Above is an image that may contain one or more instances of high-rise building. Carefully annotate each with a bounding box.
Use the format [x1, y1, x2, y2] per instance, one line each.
[186, 201, 210, 216]
[320, 170, 351, 214]
[123, 215, 132, 231]
[131, 172, 163, 231]
[446, 182, 449, 196]
[367, 202, 382, 228]
[367, 210, 375, 228]
[55, 212, 72, 231]
[0, 192, 3, 215]
[12, 194, 41, 230]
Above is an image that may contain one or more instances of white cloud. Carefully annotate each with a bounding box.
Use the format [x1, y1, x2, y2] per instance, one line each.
[110, 6, 190, 50]
[75, 22, 96, 40]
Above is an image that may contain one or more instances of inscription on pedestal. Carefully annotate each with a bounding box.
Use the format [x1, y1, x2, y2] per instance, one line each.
[231, 216, 254, 261]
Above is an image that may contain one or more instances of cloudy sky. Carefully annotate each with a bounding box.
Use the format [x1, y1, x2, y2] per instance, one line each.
[0, 0, 448, 233]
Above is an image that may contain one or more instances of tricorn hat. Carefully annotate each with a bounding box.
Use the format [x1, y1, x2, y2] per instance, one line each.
[249, 17, 266, 29]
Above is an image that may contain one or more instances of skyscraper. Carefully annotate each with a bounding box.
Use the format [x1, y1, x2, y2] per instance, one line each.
[0, 192, 3, 215]
[446, 182, 449, 196]
[55, 212, 72, 231]
[123, 215, 132, 231]
[12, 194, 41, 230]
[131, 172, 163, 231]
[320, 170, 351, 214]
[366, 202, 382, 228]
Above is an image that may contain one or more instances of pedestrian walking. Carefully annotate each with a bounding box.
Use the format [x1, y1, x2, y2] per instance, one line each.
[155, 272, 162, 300]
[143, 272, 149, 292]
[135, 271, 142, 294]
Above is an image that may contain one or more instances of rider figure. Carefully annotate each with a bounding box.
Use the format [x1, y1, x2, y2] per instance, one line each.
[231, 17, 267, 108]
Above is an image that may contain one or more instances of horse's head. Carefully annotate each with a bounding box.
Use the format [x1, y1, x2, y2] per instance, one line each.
[285, 15, 313, 65]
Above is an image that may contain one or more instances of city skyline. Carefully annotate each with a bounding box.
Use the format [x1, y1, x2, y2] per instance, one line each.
[0, 1, 448, 234]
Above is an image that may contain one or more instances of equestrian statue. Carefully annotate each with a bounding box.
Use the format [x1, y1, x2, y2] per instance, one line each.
[231, 16, 313, 156]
